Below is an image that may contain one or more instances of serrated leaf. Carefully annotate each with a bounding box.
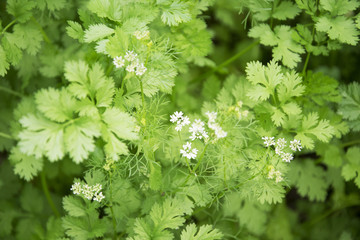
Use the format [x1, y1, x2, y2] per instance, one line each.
[320, 0, 359, 15]
[6, 0, 36, 23]
[160, 0, 192, 26]
[342, 147, 360, 188]
[0, 45, 10, 77]
[316, 16, 359, 45]
[277, 71, 305, 102]
[35, 88, 76, 123]
[272, 1, 301, 20]
[288, 160, 329, 201]
[66, 21, 84, 41]
[180, 224, 223, 240]
[84, 24, 114, 43]
[63, 196, 87, 217]
[9, 23, 42, 55]
[9, 146, 43, 181]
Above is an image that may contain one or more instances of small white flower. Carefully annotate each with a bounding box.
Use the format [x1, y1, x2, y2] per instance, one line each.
[275, 147, 283, 156]
[276, 138, 287, 150]
[134, 30, 150, 40]
[113, 56, 125, 68]
[92, 183, 102, 194]
[93, 192, 105, 202]
[189, 119, 207, 141]
[82, 184, 94, 200]
[290, 139, 302, 152]
[135, 63, 147, 76]
[242, 110, 249, 118]
[170, 111, 182, 123]
[126, 61, 138, 72]
[281, 152, 294, 163]
[180, 142, 198, 159]
[262, 136, 275, 147]
[275, 172, 283, 183]
[205, 111, 217, 123]
[170, 111, 190, 132]
[124, 50, 138, 62]
[70, 182, 82, 195]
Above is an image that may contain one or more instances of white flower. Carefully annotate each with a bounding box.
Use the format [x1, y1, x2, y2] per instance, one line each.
[189, 119, 208, 141]
[70, 182, 82, 195]
[136, 63, 147, 76]
[92, 183, 102, 194]
[113, 56, 125, 68]
[180, 142, 198, 159]
[126, 61, 138, 72]
[275, 147, 283, 156]
[208, 122, 227, 139]
[281, 152, 294, 163]
[276, 138, 287, 150]
[268, 168, 283, 183]
[290, 139, 302, 152]
[124, 50, 138, 62]
[134, 30, 150, 40]
[170, 111, 190, 132]
[242, 110, 249, 118]
[82, 184, 94, 200]
[93, 192, 105, 202]
[262, 136, 275, 147]
[205, 111, 217, 123]
[275, 172, 283, 183]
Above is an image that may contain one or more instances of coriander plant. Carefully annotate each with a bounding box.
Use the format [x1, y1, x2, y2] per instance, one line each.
[1, 0, 360, 239]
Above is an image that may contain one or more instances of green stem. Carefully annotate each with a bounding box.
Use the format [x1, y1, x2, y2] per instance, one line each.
[190, 40, 260, 84]
[109, 172, 118, 240]
[139, 78, 145, 107]
[341, 140, 360, 148]
[0, 85, 24, 98]
[40, 171, 60, 218]
[1, 19, 17, 35]
[0, 132, 14, 140]
[192, 144, 209, 173]
[31, 17, 52, 45]
[303, 201, 360, 227]
[302, 52, 311, 76]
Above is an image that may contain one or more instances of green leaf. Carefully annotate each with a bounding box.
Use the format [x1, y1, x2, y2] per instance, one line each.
[149, 161, 162, 191]
[246, 60, 283, 101]
[66, 21, 84, 41]
[9, 146, 43, 181]
[316, 16, 359, 45]
[0, 45, 10, 77]
[323, 145, 342, 167]
[320, 0, 359, 15]
[338, 82, 360, 131]
[277, 71, 305, 102]
[63, 196, 87, 217]
[84, 24, 114, 43]
[6, 0, 36, 23]
[160, 0, 192, 26]
[249, 25, 305, 68]
[64, 118, 101, 163]
[342, 147, 360, 188]
[18, 113, 66, 161]
[296, 112, 335, 149]
[35, 88, 76, 123]
[272, 1, 301, 20]
[288, 159, 329, 201]
[180, 224, 223, 240]
[9, 23, 43, 55]
[1, 33, 22, 66]
[101, 107, 138, 160]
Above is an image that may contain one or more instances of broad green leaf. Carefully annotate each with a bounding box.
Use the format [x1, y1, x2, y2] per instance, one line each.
[342, 147, 360, 188]
[180, 224, 223, 240]
[160, 0, 192, 26]
[84, 24, 114, 43]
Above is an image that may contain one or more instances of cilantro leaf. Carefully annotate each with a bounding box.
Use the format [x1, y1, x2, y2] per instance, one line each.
[316, 16, 359, 45]
[9, 146, 44, 181]
[9, 22, 43, 55]
[342, 147, 360, 188]
[288, 159, 329, 201]
[66, 21, 84, 41]
[272, 1, 301, 20]
[6, 0, 36, 23]
[320, 0, 359, 16]
[338, 82, 360, 131]
[160, 0, 192, 26]
[35, 88, 76, 123]
[0, 45, 10, 77]
[180, 224, 223, 240]
[249, 24, 305, 68]
[296, 112, 335, 149]
[245, 60, 283, 101]
[84, 24, 114, 43]
[63, 196, 87, 217]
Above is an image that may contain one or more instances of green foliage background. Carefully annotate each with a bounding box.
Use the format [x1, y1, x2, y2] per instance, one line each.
[0, 0, 360, 239]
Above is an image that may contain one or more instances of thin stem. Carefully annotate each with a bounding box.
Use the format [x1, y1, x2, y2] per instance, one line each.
[109, 171, 118, 240]
[190, 40, 260, 84]
[302, 52, 311, 76]
[1, 19, 17, 35]
[139, 79, 145, 107]
[192, 144, 209, 173]
[40, 171, 60, 218]
[0, 132, 14, 140]
[0, 85, 24, 98]
[31, 17, 52, 45]
[341, 139, 360, 148]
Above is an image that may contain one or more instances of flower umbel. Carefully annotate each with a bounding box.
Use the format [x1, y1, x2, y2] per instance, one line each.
[180, 142, 198, 159]
[262, 136, 275, 147]
[290, 139, 302, 151]
[170, 111, 190, 131]
[70, 182, 105, 202]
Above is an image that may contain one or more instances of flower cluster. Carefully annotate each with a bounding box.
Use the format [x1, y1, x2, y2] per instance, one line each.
[228, 101, 249, 119]
[170, 111, 190, 131]
[70, 182, 105, 202]
[267, 166, 283, 183]
[113, 50, 147, 76]
[189, 119, 209, 140]
[262, 137, 302, 163]
[206, 111, 227, 140]
[133, 30, 150, 40]
[180, 142, 198, 160]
